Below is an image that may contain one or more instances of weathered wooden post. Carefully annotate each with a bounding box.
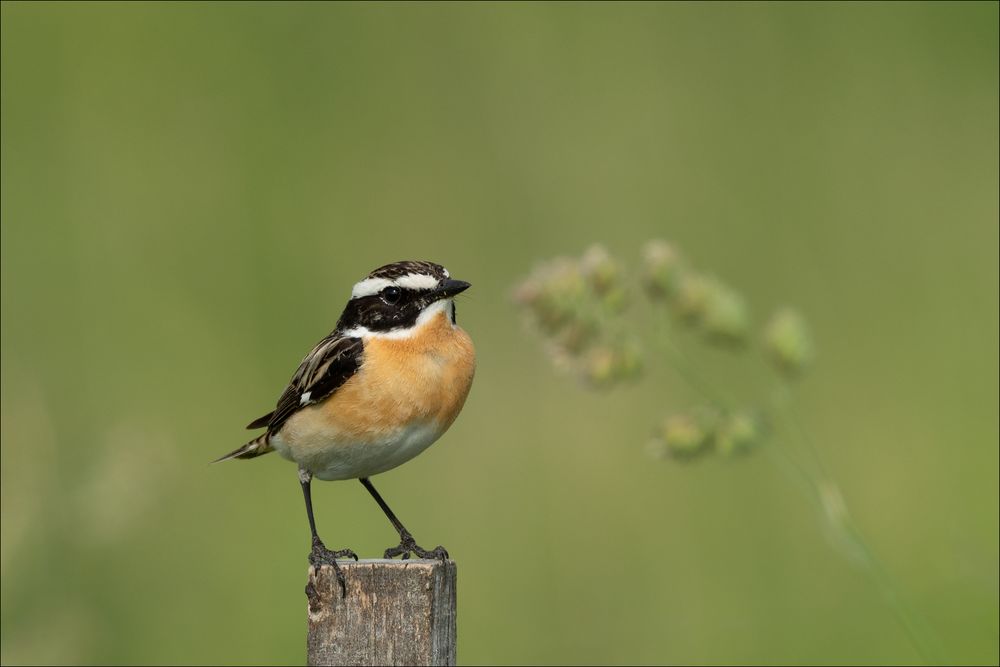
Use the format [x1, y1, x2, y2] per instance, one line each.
[306, 559, 457, 666]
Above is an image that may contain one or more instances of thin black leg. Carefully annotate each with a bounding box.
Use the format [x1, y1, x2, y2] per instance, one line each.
[359, 477, 449, 561]
[301, 469, 322, 541]
[299, 468, 357, 595]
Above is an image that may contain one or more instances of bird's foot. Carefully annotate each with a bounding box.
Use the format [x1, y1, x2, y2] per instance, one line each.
[308, 537, 358, 597]
[383, 531, 449, 561]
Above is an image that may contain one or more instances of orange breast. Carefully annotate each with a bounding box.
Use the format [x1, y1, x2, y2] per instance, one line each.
[315, 311, 476, 439]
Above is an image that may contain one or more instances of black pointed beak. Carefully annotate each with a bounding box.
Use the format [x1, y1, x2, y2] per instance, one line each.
[432, 279, 471, 299]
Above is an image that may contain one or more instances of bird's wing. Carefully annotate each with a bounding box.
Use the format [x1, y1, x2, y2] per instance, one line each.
[253, 334, 364, 436]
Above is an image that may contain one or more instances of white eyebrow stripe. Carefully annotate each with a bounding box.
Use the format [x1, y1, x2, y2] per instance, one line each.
[350, 272, 441, 298]
[351, 277, 394, 298]
[394, 273, 440, 290]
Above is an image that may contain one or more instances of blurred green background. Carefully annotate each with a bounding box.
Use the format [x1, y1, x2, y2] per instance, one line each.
[2, 2, 997, 665]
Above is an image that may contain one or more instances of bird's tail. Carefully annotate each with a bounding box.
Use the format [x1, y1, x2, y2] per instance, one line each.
[212, 433, 273, 463]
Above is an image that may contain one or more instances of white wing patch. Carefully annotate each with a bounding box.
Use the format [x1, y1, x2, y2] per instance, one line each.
[300, 391, 312, 405]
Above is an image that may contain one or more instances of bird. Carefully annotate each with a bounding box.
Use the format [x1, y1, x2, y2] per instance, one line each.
[215, 260, 475, 592]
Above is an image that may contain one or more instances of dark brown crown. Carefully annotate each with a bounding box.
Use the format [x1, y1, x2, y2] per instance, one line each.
[365, 260, 448, 282]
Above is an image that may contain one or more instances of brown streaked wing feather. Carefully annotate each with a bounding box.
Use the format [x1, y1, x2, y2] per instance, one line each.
[265, 335, 364, 436]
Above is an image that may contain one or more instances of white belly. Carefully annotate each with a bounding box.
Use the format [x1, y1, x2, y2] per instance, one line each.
[270, 418, 445, 481]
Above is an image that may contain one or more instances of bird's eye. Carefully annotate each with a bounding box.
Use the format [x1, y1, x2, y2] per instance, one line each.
[381, 286, 402, 305]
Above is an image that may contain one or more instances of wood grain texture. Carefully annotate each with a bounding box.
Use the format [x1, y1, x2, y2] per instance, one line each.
[306, 560, 457, 666]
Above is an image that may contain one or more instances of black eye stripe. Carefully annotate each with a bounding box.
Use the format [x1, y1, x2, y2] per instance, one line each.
[337, 279, 449, 333]
[380, 286, 420, 299]
[381, 286, 402, 305]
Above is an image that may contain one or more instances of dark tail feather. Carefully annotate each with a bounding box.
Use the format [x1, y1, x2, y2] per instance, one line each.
[212, 433, 272, 463]
[246, 411, 274, 430]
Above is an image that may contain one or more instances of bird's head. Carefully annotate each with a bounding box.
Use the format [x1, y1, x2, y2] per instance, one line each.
[336, 260, 470, 337]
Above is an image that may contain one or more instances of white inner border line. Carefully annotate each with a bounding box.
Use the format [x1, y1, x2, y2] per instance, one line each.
[340, 299, 454, 340]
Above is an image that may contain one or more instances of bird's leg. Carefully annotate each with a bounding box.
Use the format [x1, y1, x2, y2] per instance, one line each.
[359, 477, 449, 561]
[300, 468, 357, 596]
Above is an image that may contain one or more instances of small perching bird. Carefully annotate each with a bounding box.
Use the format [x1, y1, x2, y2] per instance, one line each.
[216, 260, 475, 592]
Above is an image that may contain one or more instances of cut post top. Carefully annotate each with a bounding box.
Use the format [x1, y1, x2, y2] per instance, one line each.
[306, 559, 457, 667]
